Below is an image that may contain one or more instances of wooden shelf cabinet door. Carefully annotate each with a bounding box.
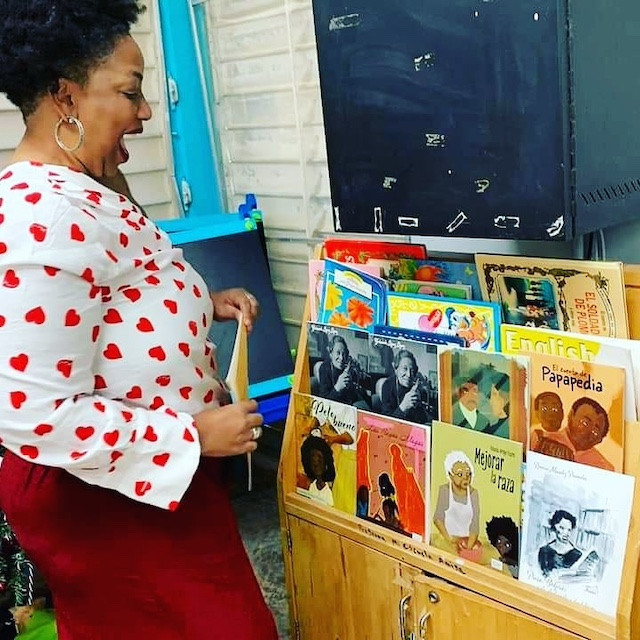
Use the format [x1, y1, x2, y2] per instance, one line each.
[411, 574, 586, 640]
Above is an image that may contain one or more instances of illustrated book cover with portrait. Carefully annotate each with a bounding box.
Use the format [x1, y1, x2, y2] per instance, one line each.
[475, 253, 629, 339]
[501, 323, 638, 422]
[355, 410, 429, 541]
[318, 259, 388, 332]
[527, 352, 625, 472]
[519, 452, 634, 616]
[368, 329, 439, 426]
[430, 421, 523, 577]
[387, 293, 501, 352]
[323, 238, 427, 264]
[438, 347, 529, 443]
[293, 392, 358, 514]
[392, 279, 471, 300]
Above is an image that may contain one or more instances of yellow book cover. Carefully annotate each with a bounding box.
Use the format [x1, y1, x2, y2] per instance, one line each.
[430, 420, 523, 577]
[527, 352, 625, 472]
[475, 254, 628, 338]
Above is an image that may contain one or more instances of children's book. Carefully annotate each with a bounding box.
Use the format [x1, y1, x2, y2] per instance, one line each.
[309, 259, 381, 322]
[501, 323, 638, 422]
[623, 263, 640, 340]
[430, 420, 523, 577]
[369, 330, 439, 426]
[372, 324, 465, 348]
[318, 259, 388, 331]
[527, 352, 625, 472]
[293, 392, 358, 514]
[387, 293, 501, 352]
[475, 254, 629, 338]
[438, 347, 529, 443]
[392, 279, 471, 300]
[323, 238, 427, 263]
[519, 452, 634, 616]
[356, 410, 429, 540]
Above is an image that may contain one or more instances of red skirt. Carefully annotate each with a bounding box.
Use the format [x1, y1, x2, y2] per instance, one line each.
[0, 452, 278, 640]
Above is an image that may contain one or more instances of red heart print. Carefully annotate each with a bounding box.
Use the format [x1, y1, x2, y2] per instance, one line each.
[136, 318, 154, 332]
[29, 224, 47, 241]
[178, 343, 190, 357]
[142, 247, 152, 256]
[203, 389, 214, 403]
[188, 321, 198, 337]
[70, 223, 85, 241]
[119, 233, 129, 248]
[155, 375, 170, 387]
[168, 501, 179, 512]
[10, 391, 26, 408]
[10, 182, 27, 190]
[144, 275, 160, 286]
[91, 326, 100, 342]
[9, 353, 28, 372]
[126, 219, 141, 231]
[126, 386, 142, 400]
[183, 428, 195, 443]
[172, 261, 185, 272]
[34, 423, 53, 436]
[86, 191, 101, 205]
[123, 288, 141, 302]
[174, 280, 185, 291]
[3, 269, 20, 288]
[81, 268, 95, 283]
[202, 313, 208, 328]
[105, 250, 118, 263]
[25, 306, 46, 324]
[71, 451, 87, 460]
[152, 453, 170, 467]
[143, 425, 158, 442]
[0, 170, 13, 181]
[64, 309, 81, 326]
[194, 367, 203, 379]
[0, 242, 6, 254]
[103, 430, 119, 447]
[20, 445, 39, 459]
[135, 481, 152, 497]
[149, 396, 164, 410]
[25, 192, 42, 205]
[93, 401, 106, 412]
[89, 285, 101, 299]
[103, 343, 122, 359]
[44, 266, 59, 276]
[165, 408, 177, 418]
[179, 386, 192, 400]
[133, 259, 143, 268]
[110, 451, 123, 463]
[193, 285, 202, 298]
[163, 299, 178, 314]
[104, 309, 123, 324]
[148, 346, 166, 361]
[0, 315, 5, 328]
[129, 429, 137, 443]
[56, 359, 73, 378]
[75, 426, 95, 441]
[121, 410, 134, 422]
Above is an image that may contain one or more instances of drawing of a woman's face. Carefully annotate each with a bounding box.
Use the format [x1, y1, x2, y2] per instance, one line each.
[553, 518, 574, 543]
[449, 461, 472, 490]
[309, 448, 326, 479]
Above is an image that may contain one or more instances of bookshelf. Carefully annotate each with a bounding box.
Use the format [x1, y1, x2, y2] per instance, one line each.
[277, 300, 640, 640]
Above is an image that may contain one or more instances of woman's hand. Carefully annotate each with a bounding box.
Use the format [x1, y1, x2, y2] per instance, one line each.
[194, 399, 263, 456]
[399, 381, 420, 412]
[334, 368, 351, 392]
[210, 288, 260, 333]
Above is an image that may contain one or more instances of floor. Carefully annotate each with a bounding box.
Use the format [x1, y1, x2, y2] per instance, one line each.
[231, 436, 291, 640]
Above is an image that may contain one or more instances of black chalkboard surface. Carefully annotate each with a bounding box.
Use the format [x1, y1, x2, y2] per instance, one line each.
[313, 0, 640, 240]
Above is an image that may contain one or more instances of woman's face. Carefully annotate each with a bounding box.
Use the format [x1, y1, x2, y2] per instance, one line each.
[329, 341, 349, 371]
[73, 35, 152, 177]
[553, 518, 574, 543]
[309, 448, 325, 479]
[449, 461, 471, 490]
[395, 356, 417, 388]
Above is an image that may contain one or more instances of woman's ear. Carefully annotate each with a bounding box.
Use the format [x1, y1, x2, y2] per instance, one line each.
[50, 77, 78, 113]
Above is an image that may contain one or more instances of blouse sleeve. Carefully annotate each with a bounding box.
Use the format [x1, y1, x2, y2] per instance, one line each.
[0, 209, 200, 511]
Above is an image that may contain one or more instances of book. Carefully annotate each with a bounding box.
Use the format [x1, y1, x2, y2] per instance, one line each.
[475, 254, 629, 338]
[623, 263, 640, 340]
[323, 238, 427, 263]
[500, 323, 638, 422]
[430, 420, 523, 577]
[318, 259, 388, 331]
[519, 451, 634, 616]
[356, 410, 429, 540]
[527, 352, 625, 472]
[372, 324, 465, 348]
[438, 347, 529, 443]
[387, 292, 502, 351]
[293, 392, 358, 514]
[392, 279, 471, 299]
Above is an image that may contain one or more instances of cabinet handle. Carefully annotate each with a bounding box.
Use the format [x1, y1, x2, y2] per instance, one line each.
[398, 594, 411, 640]
[419, 612, 431, 639]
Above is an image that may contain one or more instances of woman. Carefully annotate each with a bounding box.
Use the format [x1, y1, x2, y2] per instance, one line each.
[300, 433, 336, 506]
[538, 510, 582, 577]
[380, 349, 433, 424]
[317, 334, 371, 408]
[0, 2, 277, 638]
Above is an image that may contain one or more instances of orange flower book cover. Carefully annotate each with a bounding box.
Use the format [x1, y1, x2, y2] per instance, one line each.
[356, 410, 429, 541]
[318, 259, 388, 331]
[527, 352, 625, 472]
[430, 420, 523, 577]
[475, 254, 628, 338]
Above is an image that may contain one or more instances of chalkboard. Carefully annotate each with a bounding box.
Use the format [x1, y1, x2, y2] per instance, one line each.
[313, 0, 569, 239]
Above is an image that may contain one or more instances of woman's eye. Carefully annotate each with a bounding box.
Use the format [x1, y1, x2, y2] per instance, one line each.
[122, 91, 141, 101]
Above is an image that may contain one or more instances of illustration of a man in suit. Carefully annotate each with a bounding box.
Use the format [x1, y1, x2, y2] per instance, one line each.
[452, 376, 492, 431]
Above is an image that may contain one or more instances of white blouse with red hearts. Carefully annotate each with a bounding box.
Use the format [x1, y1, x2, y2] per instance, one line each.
[0, 161, 229, 510]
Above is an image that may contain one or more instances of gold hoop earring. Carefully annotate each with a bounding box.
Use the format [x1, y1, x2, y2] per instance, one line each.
[54, 115, 85, 152]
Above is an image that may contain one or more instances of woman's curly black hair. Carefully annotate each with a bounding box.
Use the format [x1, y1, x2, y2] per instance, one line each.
[0, 0, 145, 116]
[300, 435, 335, 483]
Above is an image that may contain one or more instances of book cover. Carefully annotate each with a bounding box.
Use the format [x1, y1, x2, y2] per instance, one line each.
[356, 410, 429, 541]
[372, 324, 465, 348]
[519, 452, 634, 616]
[438, 347, 529, 443]
[527, 352, 625, 472]
[308, 259, 382, 322]
[623, 263, 640, 340]
[393, 279, 471, 299]
[323, 238, 427, 263]
[430, 420, 523, 577]
[387, 292, 501, 352]
[318, 259, 388, 331]
[307, 322, 374, 411]
[475, 253, 629, 338]
[368, 330, 439, 426]
[293, 392, 358, 514]
[501, 323, 638, 422]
